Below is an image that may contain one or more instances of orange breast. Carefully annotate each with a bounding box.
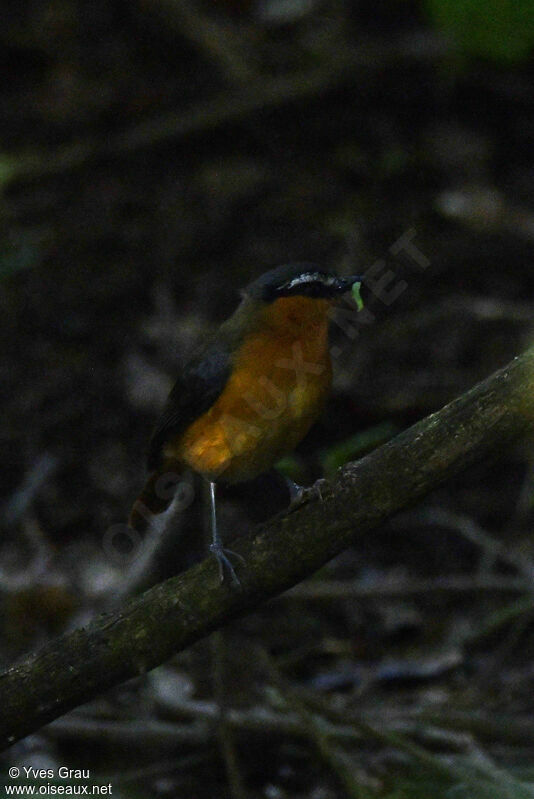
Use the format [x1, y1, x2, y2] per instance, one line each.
[165, 297, 332, 483]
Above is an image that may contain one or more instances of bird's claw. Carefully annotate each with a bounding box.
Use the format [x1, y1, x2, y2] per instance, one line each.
[315, 479, 327, 502]
[210, 542, 245, 588]
[286, 477, 306, 506]
[286, 477, 327, 508]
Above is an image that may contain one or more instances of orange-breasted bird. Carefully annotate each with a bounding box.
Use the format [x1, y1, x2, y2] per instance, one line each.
[129, 264, 363, 584]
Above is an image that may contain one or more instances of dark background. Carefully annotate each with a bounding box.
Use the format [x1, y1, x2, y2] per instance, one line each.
[1, 1, 534, 796]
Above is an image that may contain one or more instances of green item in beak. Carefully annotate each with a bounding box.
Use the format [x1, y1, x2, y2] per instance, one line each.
[352, 281, 364, 311]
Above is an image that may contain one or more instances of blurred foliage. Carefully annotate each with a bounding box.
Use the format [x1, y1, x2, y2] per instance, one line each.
[320, 422, 398, 476]
[386, 772, 534, 799]
[0, 233, 43, 280]
[0, 154, 19, 190]
[425, 0, 534, 62]
[275, 453, 308, 483]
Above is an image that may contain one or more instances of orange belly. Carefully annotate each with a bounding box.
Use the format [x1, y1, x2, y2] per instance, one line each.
[165, 320, 332, 483]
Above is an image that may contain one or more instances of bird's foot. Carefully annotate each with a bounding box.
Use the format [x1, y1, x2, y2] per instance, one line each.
[209, 541, 245, 588]
[286, 477, 328, 508]
[286, 477, 306, 506]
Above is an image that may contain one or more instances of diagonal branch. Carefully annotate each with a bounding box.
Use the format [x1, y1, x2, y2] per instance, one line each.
[1, 348, 534, 750]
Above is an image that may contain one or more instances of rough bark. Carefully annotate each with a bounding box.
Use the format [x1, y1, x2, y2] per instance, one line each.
[1, 348, 534, 750]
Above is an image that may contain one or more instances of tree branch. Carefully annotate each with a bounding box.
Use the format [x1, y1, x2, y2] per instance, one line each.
[1, 348, 534, 750]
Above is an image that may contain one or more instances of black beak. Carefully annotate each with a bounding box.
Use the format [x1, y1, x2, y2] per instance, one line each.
[335, 274, 364, 294]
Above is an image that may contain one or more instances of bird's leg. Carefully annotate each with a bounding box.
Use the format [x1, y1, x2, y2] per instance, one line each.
[285, 476, 327, 507]
[208, 481, 244, 588]
[285, 476, 306, 505]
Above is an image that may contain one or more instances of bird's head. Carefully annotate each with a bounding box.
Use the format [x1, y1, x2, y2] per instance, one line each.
[239, 263, 363, 333]
[244, 263, 363, 304]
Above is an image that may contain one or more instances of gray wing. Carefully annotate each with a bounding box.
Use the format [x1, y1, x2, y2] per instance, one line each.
[147, 343, 232, 470]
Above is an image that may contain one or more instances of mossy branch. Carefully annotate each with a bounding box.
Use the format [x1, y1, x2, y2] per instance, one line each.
[1, 349, 534, 749]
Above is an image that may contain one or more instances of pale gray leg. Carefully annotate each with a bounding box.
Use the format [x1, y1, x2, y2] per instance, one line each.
[208, 481, 244, 587]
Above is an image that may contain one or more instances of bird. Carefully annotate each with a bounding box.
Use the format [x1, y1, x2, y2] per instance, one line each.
[129, 263, 363, 585]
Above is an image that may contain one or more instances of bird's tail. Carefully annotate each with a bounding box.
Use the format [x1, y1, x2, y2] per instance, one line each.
[129, 462, 184, 533]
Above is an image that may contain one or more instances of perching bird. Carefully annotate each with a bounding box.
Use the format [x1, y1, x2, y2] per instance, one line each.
[129, 264, 362, 584]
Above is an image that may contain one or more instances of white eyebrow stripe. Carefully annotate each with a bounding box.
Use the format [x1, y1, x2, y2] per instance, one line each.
[284, 273, 337, 290]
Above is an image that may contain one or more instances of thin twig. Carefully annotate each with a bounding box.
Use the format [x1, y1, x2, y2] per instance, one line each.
[47, 700, 364, 745]
[284, 683, 532, 795]
[142, 0, 258, 84]
[286, 574, 530, 601]
[47, 715, 209, 746]
[211, 631, 249, 799]
[2, 453, 58, 526]
[260, 648, 374, 799]
[400, 507, 534, 581]
[5, 35, 447, 188]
